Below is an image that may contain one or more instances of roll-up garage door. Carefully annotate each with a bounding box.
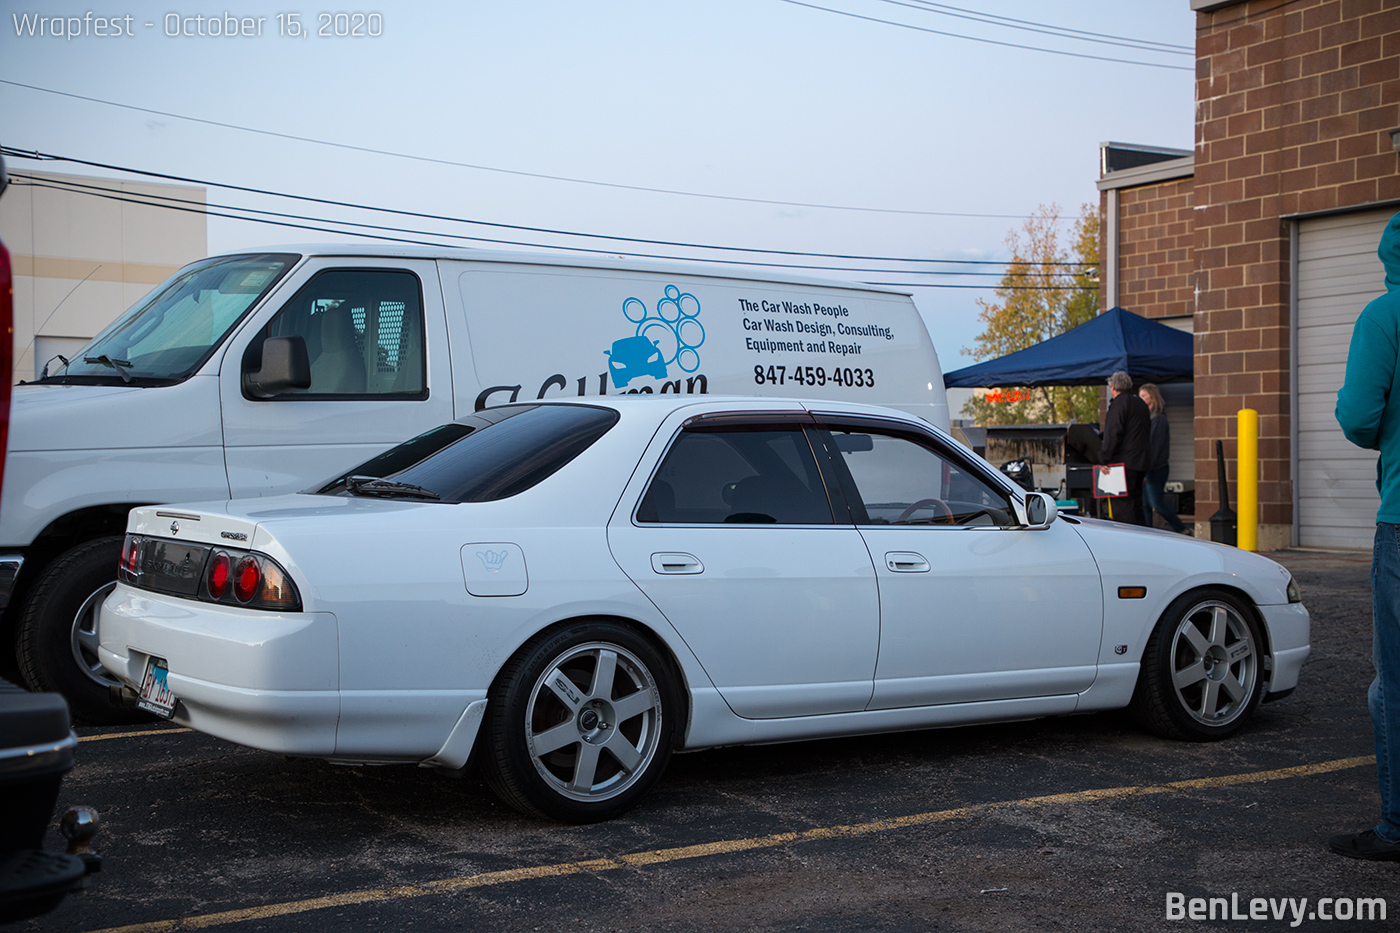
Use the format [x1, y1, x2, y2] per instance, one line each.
[1155, 317, 1195, 495]
[1295, 208, 1391, 548]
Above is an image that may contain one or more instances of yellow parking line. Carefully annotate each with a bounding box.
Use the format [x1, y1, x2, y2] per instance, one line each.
[79, 727, 192, 743]
[82, 754, 1374, 933]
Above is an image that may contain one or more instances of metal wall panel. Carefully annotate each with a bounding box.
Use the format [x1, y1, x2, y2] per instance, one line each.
[1296, 209, 1391, 548]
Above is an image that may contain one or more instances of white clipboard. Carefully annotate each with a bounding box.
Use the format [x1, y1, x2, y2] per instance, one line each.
[1094, 463, 1128, 498]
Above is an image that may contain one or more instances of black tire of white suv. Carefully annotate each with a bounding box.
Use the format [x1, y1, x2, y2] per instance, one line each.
[16, 537, 150, 725]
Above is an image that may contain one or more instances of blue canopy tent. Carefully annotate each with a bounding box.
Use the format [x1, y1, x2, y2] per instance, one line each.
[942, 307, 1193, 388]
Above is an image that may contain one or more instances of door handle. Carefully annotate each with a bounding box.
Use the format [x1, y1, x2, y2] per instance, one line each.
[651, 552, 704, 574]
[885, 551, 930, 573]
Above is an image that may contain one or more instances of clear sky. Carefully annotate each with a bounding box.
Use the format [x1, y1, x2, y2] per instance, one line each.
[0, 0, 1195, 373]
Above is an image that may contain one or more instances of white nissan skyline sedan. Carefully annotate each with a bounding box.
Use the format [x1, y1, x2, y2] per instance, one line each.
[99, 396, 1310, 822]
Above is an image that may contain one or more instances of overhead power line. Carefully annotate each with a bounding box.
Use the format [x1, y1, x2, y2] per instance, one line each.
[13, 174, 1069, 277]
[774, 0, 1194, 71]
[6, 178, 1094, 291]
[8, 178, 455, 251]
[890, 1, 1193, 53]
[4, 148, 1097, 268]
[0, 79, 1039, 220]
[864, 282, 1086, 289]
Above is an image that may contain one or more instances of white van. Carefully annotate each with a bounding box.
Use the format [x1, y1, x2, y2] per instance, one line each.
[0, 245, 948, 721]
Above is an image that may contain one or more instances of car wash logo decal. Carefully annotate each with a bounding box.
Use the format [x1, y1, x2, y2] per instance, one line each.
[606, 286, 705, 387]
[473, 284, 710, 410]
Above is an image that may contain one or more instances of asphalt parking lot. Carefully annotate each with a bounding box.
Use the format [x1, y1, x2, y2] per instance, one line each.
[18, 549, 1400, 932]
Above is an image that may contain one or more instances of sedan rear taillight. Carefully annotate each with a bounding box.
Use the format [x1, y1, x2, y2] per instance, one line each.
[255, 560, 299, 610]
[119, 534, 302, 612]
[118, 534, 142, 583]
[232, 556, 260, 603]
[199, 547, 301, 611]
[0, 239, 12, 503]
[207, 552, 231, 599]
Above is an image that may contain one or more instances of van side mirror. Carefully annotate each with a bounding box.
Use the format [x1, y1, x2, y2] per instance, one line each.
[1017, 491, 1057, 529]
[244, 335, 311, 398]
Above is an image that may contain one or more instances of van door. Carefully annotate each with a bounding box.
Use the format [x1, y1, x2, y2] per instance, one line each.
[221, 258, 454, 497]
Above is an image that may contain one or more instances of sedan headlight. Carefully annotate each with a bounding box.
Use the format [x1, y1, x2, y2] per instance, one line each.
[1286, 576, 1302, 603]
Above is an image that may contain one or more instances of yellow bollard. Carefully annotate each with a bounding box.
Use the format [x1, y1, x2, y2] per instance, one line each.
[1238, 409, 1258, 551]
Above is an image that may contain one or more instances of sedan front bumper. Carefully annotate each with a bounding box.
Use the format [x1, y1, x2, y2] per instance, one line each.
[1259, 601, 1310, 696]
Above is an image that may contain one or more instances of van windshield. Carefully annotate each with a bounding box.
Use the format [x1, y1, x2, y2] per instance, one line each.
[34, 253, 298, 386]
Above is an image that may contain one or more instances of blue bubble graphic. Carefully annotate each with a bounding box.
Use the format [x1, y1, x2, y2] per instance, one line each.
[613, 286, 704, 384]
[657, 298, 682, 323]
[640, 319, 679, 365]
[677, 319, 704, 349]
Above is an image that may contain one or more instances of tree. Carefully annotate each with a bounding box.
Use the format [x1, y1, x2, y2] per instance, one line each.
[961, 204, 1101, 426]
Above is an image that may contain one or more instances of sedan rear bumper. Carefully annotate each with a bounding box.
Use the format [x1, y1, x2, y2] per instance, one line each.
[98, 585, 339, 756]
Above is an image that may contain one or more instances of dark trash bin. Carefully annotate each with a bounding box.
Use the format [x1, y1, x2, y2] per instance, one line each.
[0, 677, 92, 923]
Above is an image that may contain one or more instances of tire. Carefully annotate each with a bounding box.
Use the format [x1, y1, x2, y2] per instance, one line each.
[481, 620, 679, 822]
[1130, 588, 1265, 741]
[15, 537, 151, 725]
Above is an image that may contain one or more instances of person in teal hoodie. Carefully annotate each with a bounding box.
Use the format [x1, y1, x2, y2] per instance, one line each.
[1334, 209, 1400, 861]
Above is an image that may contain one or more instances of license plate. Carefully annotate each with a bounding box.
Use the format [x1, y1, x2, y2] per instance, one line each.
[137, 656, 177, 719]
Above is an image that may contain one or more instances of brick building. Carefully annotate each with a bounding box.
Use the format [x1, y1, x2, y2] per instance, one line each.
[1098, 0, 1400, 549]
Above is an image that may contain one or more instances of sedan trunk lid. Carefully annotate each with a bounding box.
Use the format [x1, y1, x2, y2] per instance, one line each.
[128, 504, 260, 548]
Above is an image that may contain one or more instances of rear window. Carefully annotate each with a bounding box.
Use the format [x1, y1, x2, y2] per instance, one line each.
[321, 404, 619, 503]
[315, 422, 477, 494]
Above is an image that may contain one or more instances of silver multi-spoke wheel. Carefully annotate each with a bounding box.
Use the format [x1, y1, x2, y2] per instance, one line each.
[1131, 588, 1265, 741]
[1168, 598, 1258, 728]
[484, 621, 678, 822]
[525, 642, 663, 802]
[70, 582, 119, 687]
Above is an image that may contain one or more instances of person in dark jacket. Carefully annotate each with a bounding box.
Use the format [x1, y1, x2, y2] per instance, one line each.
[1098, 370, 1151, 525]
[1138, 382, 1189, 533]
[1332, 209, 1400, 861]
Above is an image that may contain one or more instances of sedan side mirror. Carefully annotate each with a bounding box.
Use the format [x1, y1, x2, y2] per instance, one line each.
[244, 335, 311, 398]
[1016, 491, 1058, 529]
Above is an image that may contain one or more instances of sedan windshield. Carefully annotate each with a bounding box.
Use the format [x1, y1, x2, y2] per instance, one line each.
[35, 253, 298, 385]
[318, 404, 619, 502]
